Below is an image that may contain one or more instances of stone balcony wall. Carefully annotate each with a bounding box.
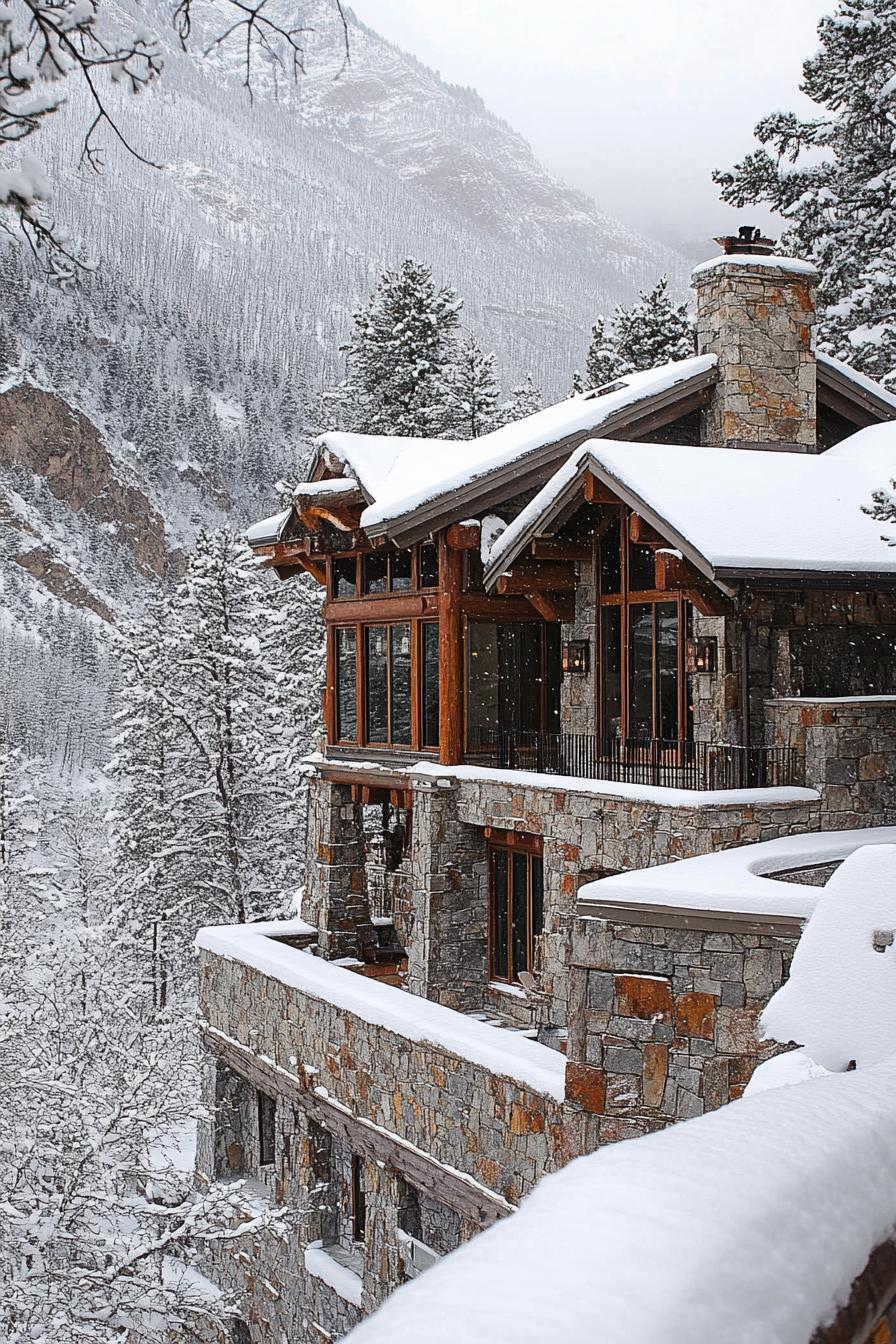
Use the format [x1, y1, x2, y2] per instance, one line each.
[765, 696, 896, 830]
[565, 902, 801, 1149]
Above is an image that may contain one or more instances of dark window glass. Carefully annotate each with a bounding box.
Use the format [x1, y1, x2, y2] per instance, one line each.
[511, 851, 529, 978]
[422, 623, 440, 748]
[365, 626, 389, 743]
[628, 539, 656, 592]
[331, 555, 356, 599]
[531, 859, 544, 939]
[363, 553, 389, 594]
[490, 848, 509, 981]
[258, 1091, 276, 1166]
[628, 604, 655, 739]
[391, 550, 412, 591]
[351, 1154, 366, 1242]
[599, 514, 621, 595]
[490, 848, 543, 984]
[467, 622, 500, 749]
[600, 606, 622, 740]
[544, 624, 562, 732]
[418, 542, 439, 589]
[336, 628, 357, 742]
[390, 624, 412, 744]
[464, 550, 484, 591]
[657, 602, 679, 741]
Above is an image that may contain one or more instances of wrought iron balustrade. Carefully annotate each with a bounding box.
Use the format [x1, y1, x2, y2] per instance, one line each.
[472, 729, 803, 791]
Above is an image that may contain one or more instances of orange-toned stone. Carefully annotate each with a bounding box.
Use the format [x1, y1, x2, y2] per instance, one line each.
[562, 842, 580, 862]
[510, 1102, 546, 1136]
[565, 1062, 607, 1113]
[674, 990, 716, 1040]
[642, 1042, 669, 1108]
[615, 974, 673, 1020]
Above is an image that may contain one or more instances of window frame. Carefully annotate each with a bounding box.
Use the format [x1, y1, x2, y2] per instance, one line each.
[596, 506, 689, 744]
[351, 1154, 367, 1243]
[464, 617, 561, 753]
[487, 836, 544, 985]
[257, 1090, 276, 1167]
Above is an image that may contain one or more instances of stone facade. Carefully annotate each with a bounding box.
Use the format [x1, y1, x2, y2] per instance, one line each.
[765, 696, 896, 830]
[565, 904, 800, 1148]
[694, 257, 817, 450]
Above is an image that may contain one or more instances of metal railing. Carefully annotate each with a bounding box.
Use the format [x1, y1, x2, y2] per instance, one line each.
[472, 729, 803, 791]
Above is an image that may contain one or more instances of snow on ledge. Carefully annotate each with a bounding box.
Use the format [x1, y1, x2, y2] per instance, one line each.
[408, 761, 818, 810]
[343, 1054, 896, 1344]
[304, 1242, 363, 1307]
[691, 252, 819, 279]
[577, 826, 896, 920]
[195, 921, 567, 1100]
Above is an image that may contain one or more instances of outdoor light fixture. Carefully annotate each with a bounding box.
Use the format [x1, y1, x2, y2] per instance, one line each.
[686, 636, 718, 675]
[561, 640, 590, 675]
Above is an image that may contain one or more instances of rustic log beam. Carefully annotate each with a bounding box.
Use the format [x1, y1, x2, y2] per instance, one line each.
[529, 540, 592, 560]
[203, 1027, 513, 1228]
[303, 504, 364, 533]
[438, 533, 464, 765]
[445, 522, 481, 551]
[583, 472, 619, 505]
[496, 561, 576, 596]
[629, 514, 665, 547]
[323, 594, 432, 622]
[655, 551, 734, 617]
[294, 485, 366, 511]
[526, 591, 575, 623]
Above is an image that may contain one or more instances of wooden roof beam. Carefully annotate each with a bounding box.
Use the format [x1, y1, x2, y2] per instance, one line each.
[496, 561, 576, 595]
[583, 472, 620, 505]
[530, 539, 592, 560]
[445, 521, 481, 550]
[526, 591, 575, 622]
[655, 550, 734, 617]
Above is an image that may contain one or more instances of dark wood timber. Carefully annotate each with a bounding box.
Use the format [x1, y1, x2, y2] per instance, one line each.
[438, 533, 465, 765]
[530, 540, 593, 560]
[526, 591, 575, 623]
[203, 1028, 514, 1227]
[496, 562, 576, 595]
[629, 514, 665, 547]
[446, 522, 481, 550]
[584, 473, 621, 505]
[655, 551, 736, 617]
[811, 1238, 896, 1344]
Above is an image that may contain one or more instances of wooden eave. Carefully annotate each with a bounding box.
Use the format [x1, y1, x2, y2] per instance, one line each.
[362, 367, 718, 548]
[817, 357, 896, 430]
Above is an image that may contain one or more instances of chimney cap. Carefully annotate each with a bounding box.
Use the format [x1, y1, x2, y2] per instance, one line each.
[714, 224, 776, 256]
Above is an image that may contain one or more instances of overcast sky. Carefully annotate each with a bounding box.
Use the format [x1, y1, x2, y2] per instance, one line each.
[353, 0, 829, 255]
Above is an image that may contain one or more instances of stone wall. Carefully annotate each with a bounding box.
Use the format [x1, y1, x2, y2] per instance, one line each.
[560, 559, 596, 738]
[306, 777, 376, 961]
[693, 257, 817, 450]
[765, 696, 896, 830]
[565, 903, 800, 1147]
[197, 947, 568, 1341]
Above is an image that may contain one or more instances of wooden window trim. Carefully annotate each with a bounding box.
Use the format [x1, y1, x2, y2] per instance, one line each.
[595, 508, 689, 743]
[329, 617, 440, 753]
[487, 842, 543, 985]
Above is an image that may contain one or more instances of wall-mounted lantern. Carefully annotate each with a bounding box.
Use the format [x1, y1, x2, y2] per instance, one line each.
[686, 636, 718, 675]
[561, 640, 590, 675]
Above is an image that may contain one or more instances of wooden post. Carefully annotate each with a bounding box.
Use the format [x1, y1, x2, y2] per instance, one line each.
[438, 532, 464, 765]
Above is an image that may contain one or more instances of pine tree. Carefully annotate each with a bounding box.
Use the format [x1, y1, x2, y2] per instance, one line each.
[110, 532, 323, 985]
[336, 259, 464, 437]
[449, 332, 501, 438]
[715, 0, 896, 386]
[578, 279, 693, 391]
[498, 372, 543, 424]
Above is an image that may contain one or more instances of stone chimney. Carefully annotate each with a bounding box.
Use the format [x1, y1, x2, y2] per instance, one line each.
[692, 225, 819, 451]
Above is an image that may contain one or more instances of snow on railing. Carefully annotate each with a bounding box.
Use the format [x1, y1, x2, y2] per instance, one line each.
[344, 845, 896, 1344]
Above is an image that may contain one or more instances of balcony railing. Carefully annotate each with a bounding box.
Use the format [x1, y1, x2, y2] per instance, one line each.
[473, 730, 804, 791]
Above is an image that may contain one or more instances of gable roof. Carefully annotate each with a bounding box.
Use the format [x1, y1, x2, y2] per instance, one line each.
[485, 427, 896, 588]
[311, 355, 718, 544]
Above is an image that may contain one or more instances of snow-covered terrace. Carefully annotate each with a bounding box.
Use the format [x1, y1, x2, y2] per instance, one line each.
[344, 845, 896, 1344]
[577, 825, 896, 923]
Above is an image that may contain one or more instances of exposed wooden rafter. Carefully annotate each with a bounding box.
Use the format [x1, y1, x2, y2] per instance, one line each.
[496, 561, 576, 596]
[526, 591, 575, 623]
[655, 550, 734, 617]
[530, 539, 592, 560]
[445, 521, 481, 550]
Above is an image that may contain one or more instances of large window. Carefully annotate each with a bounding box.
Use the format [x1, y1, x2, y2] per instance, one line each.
[334, 620, 438, 751]
[489, 842, 544, 983]
[466, 621, 560, 750]
[365, 624, 412, 746]
[335, 627, 357, 743]
[421, 623, 440, 749]
[597, 508, 689, 743]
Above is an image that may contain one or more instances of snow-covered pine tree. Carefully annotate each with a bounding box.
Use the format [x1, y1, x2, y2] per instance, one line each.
[329, 259, 464, 437]
[498, 372, 543, 424]
[0, 772, 288, 1343]
[579, 278, 693, 390]
[584, 315, 627, 389]
[449, 332, 501, 437]
[110, 531, 322, 968]
[715, 0, 896, 387]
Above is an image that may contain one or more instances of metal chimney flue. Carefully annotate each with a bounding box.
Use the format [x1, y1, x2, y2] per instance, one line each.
[714, 225, 777, 256]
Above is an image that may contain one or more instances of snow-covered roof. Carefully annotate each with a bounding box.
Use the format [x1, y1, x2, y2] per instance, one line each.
[312, 355, 718, 537]
[245, 508, 292, 546]
[486, 429, 896, 585]
[818, 351, 896, 415]
[577, 826, 896, 922]
[345, 1045, 896, 1344]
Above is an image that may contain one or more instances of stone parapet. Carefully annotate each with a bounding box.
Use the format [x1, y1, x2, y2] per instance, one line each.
[765, 696, 896, 830]
[565, 903, 800, 1147]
